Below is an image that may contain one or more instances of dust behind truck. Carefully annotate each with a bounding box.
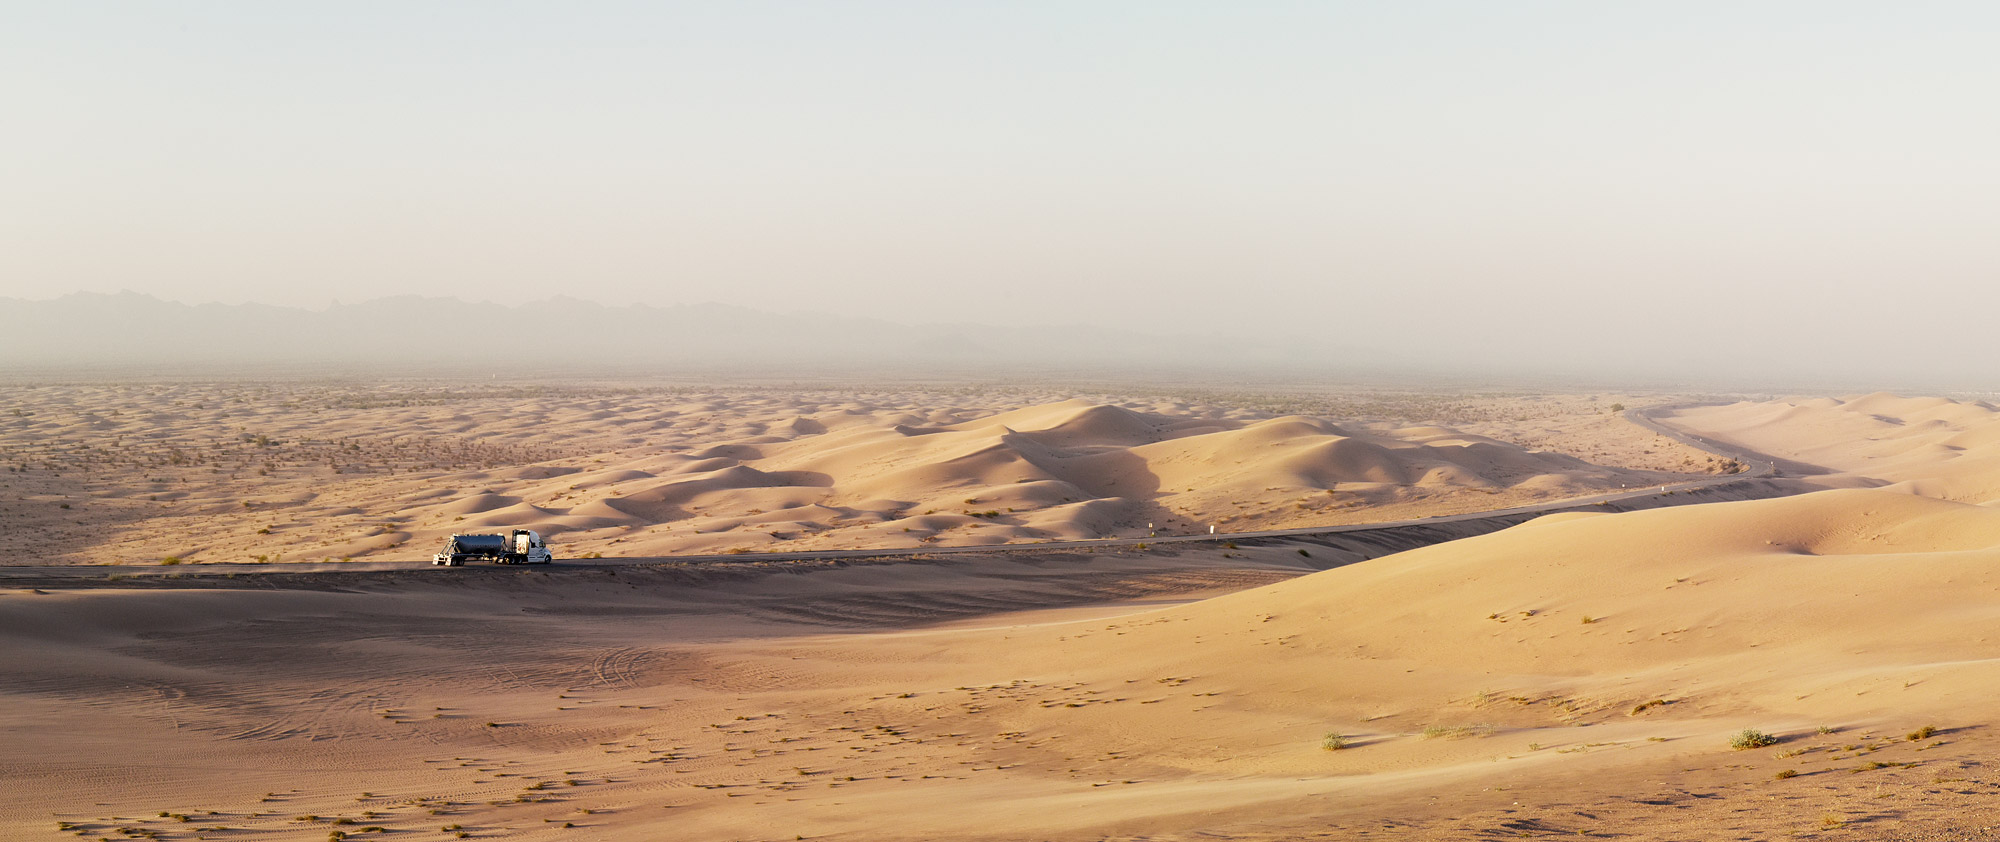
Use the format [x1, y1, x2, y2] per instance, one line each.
[432, 529, 553, 566]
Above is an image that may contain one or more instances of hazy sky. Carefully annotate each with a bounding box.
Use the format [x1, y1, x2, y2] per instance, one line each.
[7, 3, 2000, 378]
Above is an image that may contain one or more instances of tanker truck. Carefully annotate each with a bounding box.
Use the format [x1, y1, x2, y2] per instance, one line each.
[433, 529, 553, 566]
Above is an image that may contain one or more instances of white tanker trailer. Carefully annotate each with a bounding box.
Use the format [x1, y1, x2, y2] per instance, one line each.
[433, 529, 553, 566]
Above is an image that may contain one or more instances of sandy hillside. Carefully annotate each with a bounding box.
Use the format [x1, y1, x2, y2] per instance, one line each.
[1672, 392, 2000, 502]
[10, 485, 2000, 840]
[0, 383, 1721, 565]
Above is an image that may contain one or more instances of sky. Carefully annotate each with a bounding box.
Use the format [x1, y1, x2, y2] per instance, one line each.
[6, 2, 2000, 382]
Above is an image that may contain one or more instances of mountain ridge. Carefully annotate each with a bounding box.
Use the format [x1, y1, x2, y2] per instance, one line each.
[0, 290, 1382, 377]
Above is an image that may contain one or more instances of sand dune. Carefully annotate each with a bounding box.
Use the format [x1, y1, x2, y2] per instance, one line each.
[11, 485, 2000, 839]
[15, 383, 2000, 838]
[1673, 392, 2000, 502]
[0, 384, 1713, 565]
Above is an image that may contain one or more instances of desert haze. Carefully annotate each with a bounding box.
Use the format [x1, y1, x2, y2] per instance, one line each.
[10, 383, 2000, 840]
[18, 4, 2000, 839]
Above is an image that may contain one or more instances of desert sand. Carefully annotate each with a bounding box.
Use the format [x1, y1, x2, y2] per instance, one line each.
[1672, 392, 2000, 502]
[11, 385, 2000, 840]
[0, 383, 1723, 566]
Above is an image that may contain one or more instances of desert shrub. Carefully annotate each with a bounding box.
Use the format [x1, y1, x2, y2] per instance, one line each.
[1321, 732, 1347, 751]
[1908, 725, 1937, 741]
[1730, 729, 1778, 750]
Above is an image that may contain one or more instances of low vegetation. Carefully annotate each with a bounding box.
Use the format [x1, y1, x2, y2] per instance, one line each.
[1730, 729, 1779, 750]
[1421, 723, 1494, 740]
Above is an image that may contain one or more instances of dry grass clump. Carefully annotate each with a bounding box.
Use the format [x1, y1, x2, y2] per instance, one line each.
[1420, 723, 1495, 740]
[1729, 728, 1778, 750]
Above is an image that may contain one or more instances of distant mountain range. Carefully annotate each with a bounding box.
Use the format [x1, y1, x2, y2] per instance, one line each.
[0, 291, 1397, 379]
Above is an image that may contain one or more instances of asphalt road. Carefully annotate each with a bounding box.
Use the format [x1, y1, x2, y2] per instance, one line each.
[1624, 403, 1779, 479]
[1, 403, 1792, 582]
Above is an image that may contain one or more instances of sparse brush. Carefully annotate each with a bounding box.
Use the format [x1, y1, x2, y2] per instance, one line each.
[1908, 725, 1937, 741]
[1774, 769, 1798, 780]
[1320, 732, 1347, 751]
[1729, 729, 1778, 750]
[1421, 723, 1493, 740]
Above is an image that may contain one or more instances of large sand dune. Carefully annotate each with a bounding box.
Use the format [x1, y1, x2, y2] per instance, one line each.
[9, 484, 2000, 839]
